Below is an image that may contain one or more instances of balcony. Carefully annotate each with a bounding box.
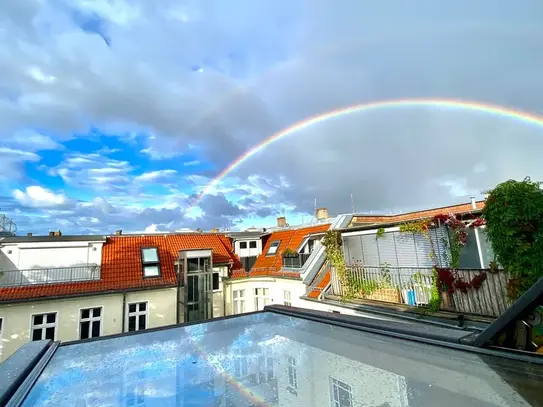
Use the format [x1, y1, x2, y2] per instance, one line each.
[0, 265, 101, 287]
[282, 253, 311, 269]
[330, 265, 511, 318]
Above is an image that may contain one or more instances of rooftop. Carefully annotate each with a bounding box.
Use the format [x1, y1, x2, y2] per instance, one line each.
[0, 234, 239, 303]
[2, 306, 542, 407]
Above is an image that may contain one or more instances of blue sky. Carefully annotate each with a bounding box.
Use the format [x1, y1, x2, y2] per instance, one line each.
[1, 0, 543, 234]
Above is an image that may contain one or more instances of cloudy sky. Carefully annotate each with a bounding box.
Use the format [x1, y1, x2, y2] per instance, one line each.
[1, 0, 543, 235]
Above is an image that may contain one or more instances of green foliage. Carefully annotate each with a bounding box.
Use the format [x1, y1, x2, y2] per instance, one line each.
[322, 230, 352, 298]
[376, 228, 385, 239]
[399, 220, 428, 234]
[482, 177, 543, 298]
[281, 248, 298, 257]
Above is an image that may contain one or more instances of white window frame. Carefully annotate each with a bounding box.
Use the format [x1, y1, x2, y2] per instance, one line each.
[79, 306, 103, 339]
[30, 312, 58, 341]
[330, 377, 353, 407]
[249, 240, 257, 249]
[212, 271, 221, 292]
[239, 241, 248, 249]
[233, 289, 246, 314]
[288, 356, 298, 392]
[256, 355, 275, 384]
[141, 247, 161, 277]
[234, 357, 249, 378]
[266, 241, 280, 256]
[284, 290, 292, 306]
[126, 302, 148, 332]
[254, 288, 271, 310]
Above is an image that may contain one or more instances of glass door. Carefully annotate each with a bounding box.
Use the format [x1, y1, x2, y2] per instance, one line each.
[185, 257, 213, 323]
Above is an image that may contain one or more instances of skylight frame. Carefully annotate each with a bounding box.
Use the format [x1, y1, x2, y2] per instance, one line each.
[141, 247, 161, 278]
[266, 240, 280, 256]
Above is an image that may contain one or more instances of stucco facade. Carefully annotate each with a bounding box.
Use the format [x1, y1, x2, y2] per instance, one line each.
[0, 287, 177, 362]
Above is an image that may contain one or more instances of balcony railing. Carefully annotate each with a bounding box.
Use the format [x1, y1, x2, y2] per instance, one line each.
[0, 265, 101, 287]
[282, 253, 311, 269]
[330, 265, 511, 318]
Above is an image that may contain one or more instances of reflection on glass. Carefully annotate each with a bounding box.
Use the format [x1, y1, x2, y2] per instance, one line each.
[21, 312, 541, 407]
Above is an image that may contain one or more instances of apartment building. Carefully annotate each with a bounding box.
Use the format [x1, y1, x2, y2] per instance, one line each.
[0, 232, 239, 362]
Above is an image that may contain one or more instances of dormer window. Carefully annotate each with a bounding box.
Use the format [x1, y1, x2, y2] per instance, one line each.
[266, 241, 280, 256]
[141, 247, 161, 277]
[249, 241, 257, 249]
[240, 241, 247, 249]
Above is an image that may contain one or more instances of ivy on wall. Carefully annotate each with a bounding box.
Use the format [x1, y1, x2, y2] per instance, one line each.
[482, 177, 543, 300]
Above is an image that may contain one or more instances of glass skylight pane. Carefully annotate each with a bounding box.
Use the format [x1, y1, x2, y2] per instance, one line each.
[141, 248, 159, 263]
[21, 313, 541, 407]
[143, 265, 160, 277]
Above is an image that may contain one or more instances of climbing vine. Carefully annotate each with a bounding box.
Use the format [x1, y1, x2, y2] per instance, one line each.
[376, 228, 385, 239]
[322, 230, 354, 299]
[482, 177, 543, 300]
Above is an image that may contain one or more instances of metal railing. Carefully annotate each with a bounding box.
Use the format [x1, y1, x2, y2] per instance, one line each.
[0, 265, 101, 287]
[282, 253, 311, 269]
[330, 265, 511, 318]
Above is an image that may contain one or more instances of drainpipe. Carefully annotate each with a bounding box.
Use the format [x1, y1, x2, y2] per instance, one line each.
[471, 197, 485, 268]
[121, 292, 127, 333]
[176, 255, 182, 324]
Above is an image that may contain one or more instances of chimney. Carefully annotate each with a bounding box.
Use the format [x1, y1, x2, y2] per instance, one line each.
[316, 208, 329, 221]
[470, 197, 477, 210]
[27, 232, 32, 237]
[49, 231, 55, 236]
[210, 228, 219, 233]
[115, 230, 122, 235]
[277, 217, 287, 227]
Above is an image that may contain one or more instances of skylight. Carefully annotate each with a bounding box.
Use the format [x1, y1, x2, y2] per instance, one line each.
[267, 241, 280, 255]
[141, 247, 160, 277]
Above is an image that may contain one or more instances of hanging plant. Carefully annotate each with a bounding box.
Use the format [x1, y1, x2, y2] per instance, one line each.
[323, 230, 355, 299]
[376, 228, 385, 239]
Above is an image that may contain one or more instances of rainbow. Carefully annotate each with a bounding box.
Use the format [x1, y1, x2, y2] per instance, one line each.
[187, 98, 543, 210]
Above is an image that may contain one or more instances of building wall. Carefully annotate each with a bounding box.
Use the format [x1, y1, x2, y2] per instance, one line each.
[0, 287, 177, 362]
[234, 239, 262, 258]
[224, 277, 306, 315]
[0, 240, 104, 270]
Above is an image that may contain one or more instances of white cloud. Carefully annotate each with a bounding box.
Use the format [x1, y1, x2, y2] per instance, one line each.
[0, 147, 40, 161]
[183, 160, 200, 166]
[13, 186, 68, 208]
[135, 169, 177, 182]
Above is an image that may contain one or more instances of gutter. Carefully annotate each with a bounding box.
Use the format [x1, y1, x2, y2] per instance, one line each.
[121, 292, 127, 333]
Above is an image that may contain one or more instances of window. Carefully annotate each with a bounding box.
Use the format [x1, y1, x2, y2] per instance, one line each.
[257, 355, 275, 384]
[288, 356, 298, 392]
[141, 247, 160, 277]
[255, 288, 271, 310]
[266, 241, 280, 256]
[284, 290, 292, 306]
[31, 313, 57, 341]
[233, 289, 246, 314]
[80, 307, 102, 339]
[240, 241, 247, 249]
[241, 256, 257, 271]
[330, 377, 353, 407]
[249, 241, 257, 249]
[213, 272, 220, 290]
[187, 257, 210, 273]
[234, 357, 248, 378]
[127, 302, 147, 332]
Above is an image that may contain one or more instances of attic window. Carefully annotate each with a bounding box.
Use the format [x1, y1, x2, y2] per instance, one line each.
[266, 241, 280, 256]
[141, 247, 161, 277]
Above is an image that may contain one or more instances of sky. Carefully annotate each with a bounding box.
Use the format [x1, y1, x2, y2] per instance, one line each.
[1, 0, 543, 235]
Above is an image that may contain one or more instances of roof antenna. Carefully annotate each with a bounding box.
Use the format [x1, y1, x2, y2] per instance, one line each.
[350, 193, 355, 213]
[312, 198, 317, 222]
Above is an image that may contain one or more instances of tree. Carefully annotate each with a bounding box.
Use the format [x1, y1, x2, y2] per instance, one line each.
[482, 177, 543, 299]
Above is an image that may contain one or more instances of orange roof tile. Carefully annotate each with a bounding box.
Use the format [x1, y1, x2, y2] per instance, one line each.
[231, 223, 330, 279]
[0, 234, 238, 303]
[308, 269, 331, 299]
[350, 201, 485, 225]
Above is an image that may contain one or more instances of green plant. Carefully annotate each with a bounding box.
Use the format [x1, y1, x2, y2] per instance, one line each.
[322, 230, 353, 298]
[376, 228, 385, 239]
[281, 248, 298, 257]
[482, 177, 543, 299]
[380, 262, 392, 287]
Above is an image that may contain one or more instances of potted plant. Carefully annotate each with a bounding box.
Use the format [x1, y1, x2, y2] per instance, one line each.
[281, 248, 298, 258]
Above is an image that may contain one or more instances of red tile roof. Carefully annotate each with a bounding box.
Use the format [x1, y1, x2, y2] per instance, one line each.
[0, 234, 238, 303]
[231, 223, 331, 279]
[307, 264, 332, 299]
[350, 201, 485, 225]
